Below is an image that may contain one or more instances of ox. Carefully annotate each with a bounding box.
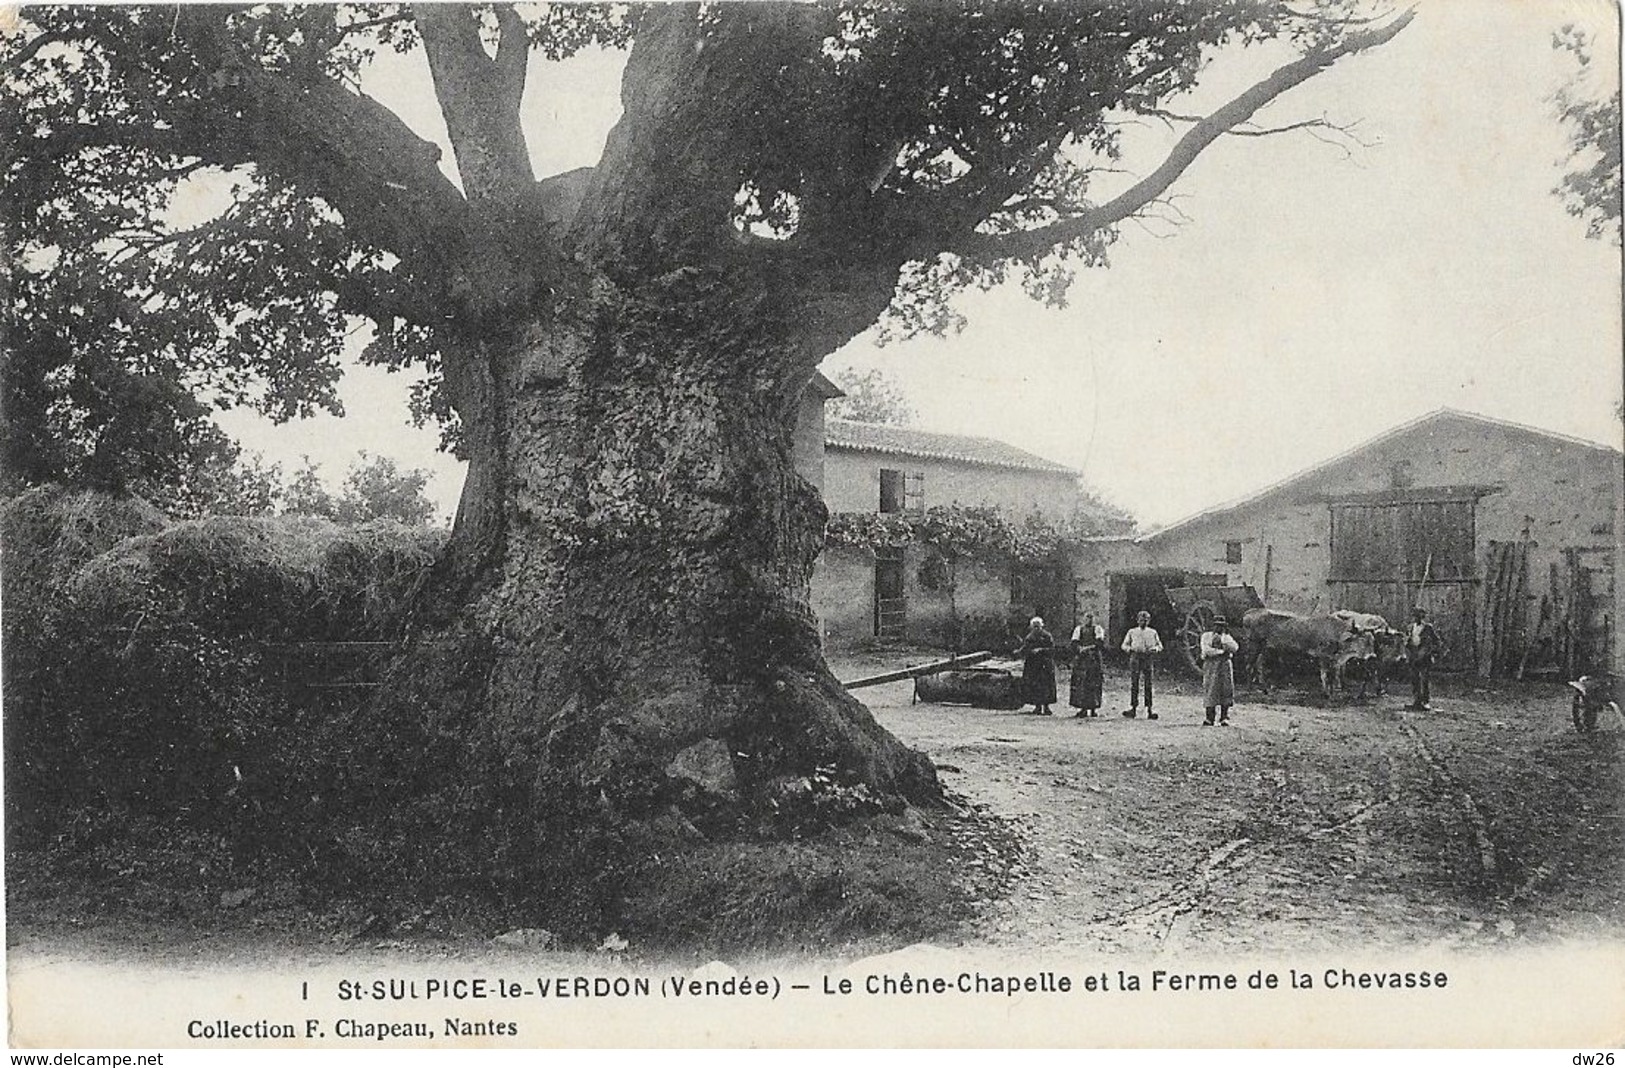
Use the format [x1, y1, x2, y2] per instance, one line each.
[1331, 610, 1405, 696]
[1242, 608, 1377, 699]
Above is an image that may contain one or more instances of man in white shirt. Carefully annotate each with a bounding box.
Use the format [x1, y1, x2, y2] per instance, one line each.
[1120, 610, 1164, 719]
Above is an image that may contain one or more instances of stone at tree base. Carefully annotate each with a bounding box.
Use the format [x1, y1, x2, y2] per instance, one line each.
[494, 927, 556, 948]
[649, 806, 707, 842]
[873, 807, 931, 842]
[219, 888, 256, 908]
[665, 738, 738, 798]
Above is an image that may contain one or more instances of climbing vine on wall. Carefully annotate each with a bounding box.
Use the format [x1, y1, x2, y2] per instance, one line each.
[825, 504, 1128, 563]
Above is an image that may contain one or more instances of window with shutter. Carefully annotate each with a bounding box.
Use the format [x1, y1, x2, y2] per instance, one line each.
[878, 469, 904, 513]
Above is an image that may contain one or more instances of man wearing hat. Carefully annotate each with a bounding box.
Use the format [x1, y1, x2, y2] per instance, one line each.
[1405, 605, 1445, 711]
[1200, 615, 1240, 726]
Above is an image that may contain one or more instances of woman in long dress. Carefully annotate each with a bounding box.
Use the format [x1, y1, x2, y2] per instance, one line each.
[1200, 615, 1240, 726]
[1015, 616, 1057, 715]
[1068, 612, 1105, 718]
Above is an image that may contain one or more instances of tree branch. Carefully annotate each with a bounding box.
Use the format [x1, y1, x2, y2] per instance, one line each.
[416, 3, 534, 205]
[950, 9, 1415, 262]
[336, 11, 412, 39]
[161, 8, 472, 300]
[2, 26, 71, 73]
[1143, 106, 1366, 139]
[493, 4, 529, 103]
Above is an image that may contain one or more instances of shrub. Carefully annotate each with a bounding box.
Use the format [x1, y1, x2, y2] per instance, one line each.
[2, 487, 171, 830]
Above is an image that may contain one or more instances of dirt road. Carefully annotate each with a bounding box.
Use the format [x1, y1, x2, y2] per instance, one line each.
[837, 651, 1625, 957]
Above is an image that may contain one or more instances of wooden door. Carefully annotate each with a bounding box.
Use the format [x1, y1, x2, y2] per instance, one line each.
[874, 548, 906, 639]
[1329, 500, 1477, 670]
[1568, 546, 1616, 675]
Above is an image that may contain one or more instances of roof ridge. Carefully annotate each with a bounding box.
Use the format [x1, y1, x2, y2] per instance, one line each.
[1138, 407, 1621, 543]
[827, 418, 1030, 445]
[1430, 406, 1623, 454]
[823, 419, 1077, 475]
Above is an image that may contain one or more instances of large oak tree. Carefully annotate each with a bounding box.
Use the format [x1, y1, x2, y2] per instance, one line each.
[3, 2, 1410, 837]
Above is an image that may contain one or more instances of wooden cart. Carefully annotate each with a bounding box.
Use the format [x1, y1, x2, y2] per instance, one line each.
[1163, 584, 1264, 672]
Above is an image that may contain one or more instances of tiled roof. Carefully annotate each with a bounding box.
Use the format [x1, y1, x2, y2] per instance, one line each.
[825, 419, 1077, 475]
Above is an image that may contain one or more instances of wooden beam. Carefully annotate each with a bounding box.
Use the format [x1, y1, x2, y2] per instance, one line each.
[842, 651, 997, 691]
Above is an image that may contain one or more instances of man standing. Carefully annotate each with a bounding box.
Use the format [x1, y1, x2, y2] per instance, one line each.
[1200, 616, 1240, 727]
[1405, 605, 1444, 711]
[1121, 610, 1163, 720]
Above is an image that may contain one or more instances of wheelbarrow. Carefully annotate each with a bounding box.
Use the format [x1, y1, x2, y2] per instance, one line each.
[1567, 673, 1620, 733]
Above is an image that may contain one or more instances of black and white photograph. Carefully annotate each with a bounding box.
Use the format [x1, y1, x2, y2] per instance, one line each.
[2, 0, 1622, 1051]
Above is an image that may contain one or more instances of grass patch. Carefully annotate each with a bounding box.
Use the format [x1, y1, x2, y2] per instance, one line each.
[8, 807, 1010, 959]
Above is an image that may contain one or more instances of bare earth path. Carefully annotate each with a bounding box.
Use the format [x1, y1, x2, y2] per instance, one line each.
[835, 651, 1625, 958]
[5, 652, 1624, 1049]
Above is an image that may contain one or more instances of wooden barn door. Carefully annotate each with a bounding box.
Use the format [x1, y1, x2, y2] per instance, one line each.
[1328, 499, 1478, 670]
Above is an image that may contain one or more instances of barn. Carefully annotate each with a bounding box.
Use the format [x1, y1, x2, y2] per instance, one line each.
[1095, 409, 1622, 677]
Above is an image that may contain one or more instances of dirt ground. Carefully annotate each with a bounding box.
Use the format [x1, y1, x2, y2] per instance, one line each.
[831, 648, 1625, 957]
[7, 650, 1622, 971]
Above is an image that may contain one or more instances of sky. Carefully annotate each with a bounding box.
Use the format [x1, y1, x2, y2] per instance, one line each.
[218, 0, 1625, 529]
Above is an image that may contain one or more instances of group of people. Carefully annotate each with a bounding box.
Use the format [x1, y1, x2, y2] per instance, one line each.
[1014, 609, 1215, 721]
[1013, 604, 1447, 722]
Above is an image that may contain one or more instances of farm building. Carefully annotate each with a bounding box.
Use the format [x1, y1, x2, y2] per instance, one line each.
[808, 417, 1086, 649]
[821, 419, 1080, 521]
[1072, 409, 1622, 677]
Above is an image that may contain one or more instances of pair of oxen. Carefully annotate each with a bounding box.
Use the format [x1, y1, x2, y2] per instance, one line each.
[1239, 607, 1405, 700]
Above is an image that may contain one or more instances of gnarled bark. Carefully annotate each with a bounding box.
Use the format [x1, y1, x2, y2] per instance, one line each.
[389, 263, 939, 839]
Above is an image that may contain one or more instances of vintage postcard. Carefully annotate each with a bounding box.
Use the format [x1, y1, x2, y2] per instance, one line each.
[3, 0, 1621, 1052]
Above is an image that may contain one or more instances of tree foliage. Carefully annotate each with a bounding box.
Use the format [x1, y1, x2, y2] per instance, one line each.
[163, 450, 285, 519]
[3, 3, 1414, 491]
[1553, 26, 1622, 246]
[281, 453, 439, 526]
[827, 367, 916, 425]
[94, 444, 443, 525]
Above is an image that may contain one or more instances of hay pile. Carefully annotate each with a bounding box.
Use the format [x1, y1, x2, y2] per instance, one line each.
[68, 514, 444, 642]
[4, 490, 445, 849]
[2, 485, 170, 629]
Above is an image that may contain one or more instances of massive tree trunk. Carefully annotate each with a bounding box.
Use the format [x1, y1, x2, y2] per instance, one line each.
[391, 260, 939, 837]
[335, 1, 1409, 848]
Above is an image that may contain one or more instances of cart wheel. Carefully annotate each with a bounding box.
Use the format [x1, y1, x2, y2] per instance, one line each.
[1574, 693, 1600, 733]
[1180, 602, 1216, 672]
